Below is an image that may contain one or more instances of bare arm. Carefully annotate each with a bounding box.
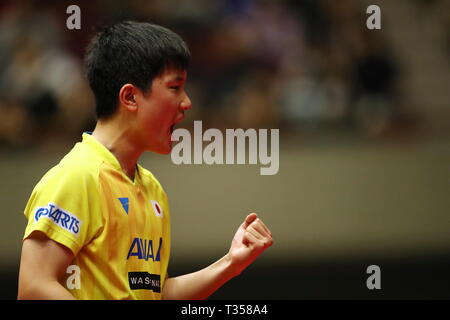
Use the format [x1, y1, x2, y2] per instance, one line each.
[17, 231, 76, 300]
[162, 213, 273, 300]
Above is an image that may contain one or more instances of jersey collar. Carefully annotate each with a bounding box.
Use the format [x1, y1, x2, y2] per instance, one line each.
[82, 132, 123, 171]
[82, 132, 142, 184]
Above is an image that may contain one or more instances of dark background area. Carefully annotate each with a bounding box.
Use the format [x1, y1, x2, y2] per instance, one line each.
[2, 254, 450, 299]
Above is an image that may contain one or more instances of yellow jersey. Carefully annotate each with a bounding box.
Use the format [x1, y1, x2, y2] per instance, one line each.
[23, 133, 171, 300]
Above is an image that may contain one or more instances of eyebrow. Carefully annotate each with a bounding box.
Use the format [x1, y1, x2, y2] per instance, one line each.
[164, 72, 187, 84]
[170, 76, 186, 82]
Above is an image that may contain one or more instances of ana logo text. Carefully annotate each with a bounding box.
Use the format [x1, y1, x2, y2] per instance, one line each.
[127, 237, 163, 262]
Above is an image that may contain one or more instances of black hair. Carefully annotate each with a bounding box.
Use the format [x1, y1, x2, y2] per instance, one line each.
[84, 21, 191, 119]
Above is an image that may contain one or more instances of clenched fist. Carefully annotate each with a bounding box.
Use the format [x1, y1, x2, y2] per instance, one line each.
[228, 213, 273, 276]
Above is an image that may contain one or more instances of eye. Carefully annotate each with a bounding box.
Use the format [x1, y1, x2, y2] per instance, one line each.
[170, 85, 181, 91]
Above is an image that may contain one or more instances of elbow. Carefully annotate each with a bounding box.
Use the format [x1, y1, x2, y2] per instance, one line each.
[17, 283, 33, 300]
[161, 277, 176, 300]
[17, 277, 44, 300]
[17, 270, 33, 300]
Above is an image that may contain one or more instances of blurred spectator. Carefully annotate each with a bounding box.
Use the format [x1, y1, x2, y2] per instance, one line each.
[0, 0, 436, 147]
[0, 1, 94, 148]
[349, 31, 399, 137]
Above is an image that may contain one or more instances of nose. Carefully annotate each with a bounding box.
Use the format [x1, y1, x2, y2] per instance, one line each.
[180, 93, 192, 111]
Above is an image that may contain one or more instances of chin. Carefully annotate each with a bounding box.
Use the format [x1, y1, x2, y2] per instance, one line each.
[145, 131, 174, 154]
[148, 142, 172, 155]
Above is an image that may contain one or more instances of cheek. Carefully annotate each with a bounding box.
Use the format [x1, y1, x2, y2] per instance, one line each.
[157, 99, 179, 124]
[137, 94, 178, 134]
[142, 109, 172, 140]
[139, 103, 164, 125]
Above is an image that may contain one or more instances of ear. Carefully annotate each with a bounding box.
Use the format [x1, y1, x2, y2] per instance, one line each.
[118, 84, 138, 112]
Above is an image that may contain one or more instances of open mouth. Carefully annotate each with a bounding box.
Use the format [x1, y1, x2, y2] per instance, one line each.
[170, 114, 185, 134]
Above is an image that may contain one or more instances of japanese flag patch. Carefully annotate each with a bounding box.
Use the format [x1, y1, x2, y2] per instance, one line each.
[150, 200, 163, 218]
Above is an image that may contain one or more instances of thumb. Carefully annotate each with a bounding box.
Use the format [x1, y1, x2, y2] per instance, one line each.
[243, 213, 258, 229]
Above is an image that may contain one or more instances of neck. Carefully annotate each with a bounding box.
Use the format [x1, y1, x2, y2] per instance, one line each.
[91, 118, 143, 181]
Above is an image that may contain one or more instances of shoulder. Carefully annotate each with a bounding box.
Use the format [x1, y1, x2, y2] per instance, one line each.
[138, 166, 167, 194]
[34, 142, 103, 193]
[138, 165, 164, 188]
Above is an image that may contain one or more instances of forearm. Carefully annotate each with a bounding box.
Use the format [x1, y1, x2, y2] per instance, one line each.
[162, 253, 238, 300]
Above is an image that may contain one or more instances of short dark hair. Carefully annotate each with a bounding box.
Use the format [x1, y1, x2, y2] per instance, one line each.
[85, 21, 190, 119]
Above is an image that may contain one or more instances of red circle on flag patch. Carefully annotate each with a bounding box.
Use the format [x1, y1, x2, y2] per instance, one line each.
[151, 200, 163, 217]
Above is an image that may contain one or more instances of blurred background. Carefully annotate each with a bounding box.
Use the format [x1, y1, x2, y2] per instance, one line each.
[0, 0, 449, 299]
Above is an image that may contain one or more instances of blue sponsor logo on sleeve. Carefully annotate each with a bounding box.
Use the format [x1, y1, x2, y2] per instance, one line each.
[34, 203, 81, 235]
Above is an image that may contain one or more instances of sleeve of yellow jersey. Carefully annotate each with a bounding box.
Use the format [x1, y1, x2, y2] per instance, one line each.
[23, 164, 103, 256]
